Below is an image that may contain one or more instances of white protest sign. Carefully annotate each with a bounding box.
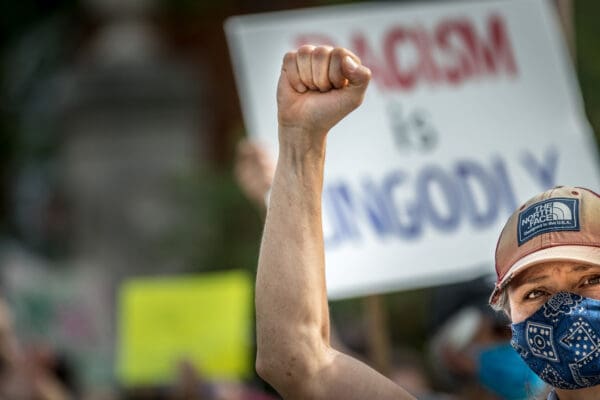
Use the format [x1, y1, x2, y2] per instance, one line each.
[226, 0, 600, 299]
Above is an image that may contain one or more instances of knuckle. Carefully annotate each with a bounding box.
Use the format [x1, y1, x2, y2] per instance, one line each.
[297, 45, 315, 56]
[330, 73, 345, 88]
[330, 47, 344, 59]
[312, 46, 332, 59]
[301, 77, 317, 89]
[316, 80, 332, 91]
[283, 51, 296, 62]
[350, 95, 364, 108]
[348, 51, 362, 64]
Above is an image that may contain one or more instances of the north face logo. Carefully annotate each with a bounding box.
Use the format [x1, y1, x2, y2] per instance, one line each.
[517, 198, 580, 245]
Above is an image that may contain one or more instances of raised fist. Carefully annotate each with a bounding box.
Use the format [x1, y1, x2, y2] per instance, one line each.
[277, 45, 371, 145]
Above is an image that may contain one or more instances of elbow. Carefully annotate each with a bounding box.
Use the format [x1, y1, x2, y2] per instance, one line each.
[255, 317, 328, 395]
[256, 345, 324, 397]
[255, 352, 273, 383]
[255, 348, 302, 386]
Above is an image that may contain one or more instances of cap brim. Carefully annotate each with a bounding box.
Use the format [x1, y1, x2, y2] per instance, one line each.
[489, 245, 600, 305]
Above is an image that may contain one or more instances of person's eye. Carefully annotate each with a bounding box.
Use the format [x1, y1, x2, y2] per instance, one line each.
[524, 289, 548, 300]
[582, 275, 600, 286]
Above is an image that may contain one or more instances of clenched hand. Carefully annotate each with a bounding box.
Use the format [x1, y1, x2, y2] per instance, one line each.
[277, 45, 371, 148]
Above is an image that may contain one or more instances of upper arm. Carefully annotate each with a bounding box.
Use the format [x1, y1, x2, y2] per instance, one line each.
[265, 347, 416, 400]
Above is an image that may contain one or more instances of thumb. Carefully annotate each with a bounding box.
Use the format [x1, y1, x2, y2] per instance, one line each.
[342, 56, 371, 91]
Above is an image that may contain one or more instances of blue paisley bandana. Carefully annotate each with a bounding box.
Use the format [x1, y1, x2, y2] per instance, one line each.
[511, 292, 600, 390]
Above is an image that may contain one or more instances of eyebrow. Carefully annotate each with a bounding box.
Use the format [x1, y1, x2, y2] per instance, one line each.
[520, 274, 549, 285]
[573, 265, 594, 272]
[518, 265, 596, 285]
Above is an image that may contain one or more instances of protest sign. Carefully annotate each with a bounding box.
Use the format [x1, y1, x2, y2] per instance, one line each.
[117, 270, 253, 386]
[226, 0, 600, 299]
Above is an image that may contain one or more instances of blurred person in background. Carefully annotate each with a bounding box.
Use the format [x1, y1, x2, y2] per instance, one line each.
[387, 348, 456, 400]
[122, 359, 277, 400]
[169, 360, 276, 400]
[0, 295, 72, 400]
[234, 139, 275, 213]
[428, 276, 546, 400]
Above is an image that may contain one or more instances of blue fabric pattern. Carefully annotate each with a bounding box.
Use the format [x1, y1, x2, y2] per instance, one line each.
[511, 292, 600, 390]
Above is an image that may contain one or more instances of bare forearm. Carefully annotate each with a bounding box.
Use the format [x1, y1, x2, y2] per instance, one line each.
[255, 134, 331, 379]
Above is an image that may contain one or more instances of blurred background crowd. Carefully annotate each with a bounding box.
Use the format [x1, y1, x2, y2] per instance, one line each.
[1, 0, 599, 399]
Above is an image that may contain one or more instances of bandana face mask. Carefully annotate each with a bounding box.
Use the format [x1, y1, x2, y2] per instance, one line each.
[511, 292, 600, 389]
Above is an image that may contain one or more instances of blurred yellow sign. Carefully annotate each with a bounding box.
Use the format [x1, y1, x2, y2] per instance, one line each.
[117, 270, 253, 386]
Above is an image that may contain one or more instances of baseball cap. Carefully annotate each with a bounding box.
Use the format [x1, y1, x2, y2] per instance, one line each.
[489, 186, 600, 305]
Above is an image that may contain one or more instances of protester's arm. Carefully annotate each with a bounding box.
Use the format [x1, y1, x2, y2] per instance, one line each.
[255, 45, 415, 400]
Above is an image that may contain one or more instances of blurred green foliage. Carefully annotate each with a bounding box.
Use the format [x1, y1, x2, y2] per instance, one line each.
[0, 0, 77, 239]
[575, 0, 600, 150]
[163, 169, 264, 273]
